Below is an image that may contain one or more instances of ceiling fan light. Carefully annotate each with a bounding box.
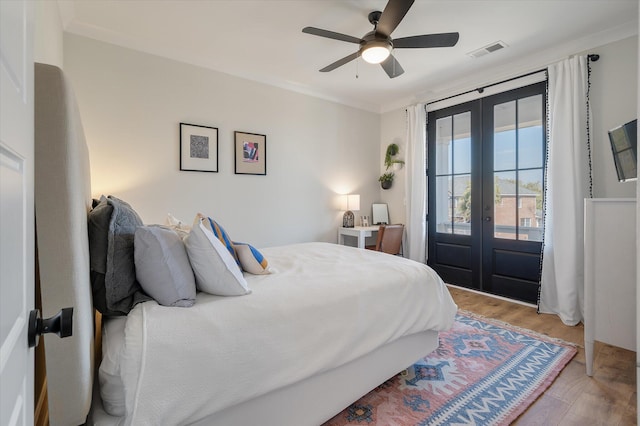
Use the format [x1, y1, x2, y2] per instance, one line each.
[362, 44, 391, 64]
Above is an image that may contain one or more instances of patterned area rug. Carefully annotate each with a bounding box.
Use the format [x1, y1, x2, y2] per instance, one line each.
[324, 311, 577, 426]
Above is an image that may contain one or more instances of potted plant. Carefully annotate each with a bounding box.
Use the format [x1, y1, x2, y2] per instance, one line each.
[379, 172, 394, 190]
[378, 143, 404, 189]
[384, 143, 405, 170]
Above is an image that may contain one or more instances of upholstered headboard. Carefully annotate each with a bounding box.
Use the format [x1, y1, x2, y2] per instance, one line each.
[34, 63, 95, 425]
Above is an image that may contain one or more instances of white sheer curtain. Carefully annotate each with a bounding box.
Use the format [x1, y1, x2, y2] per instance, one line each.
[404, 104, 427, 263]
[538, 55, 591, 326]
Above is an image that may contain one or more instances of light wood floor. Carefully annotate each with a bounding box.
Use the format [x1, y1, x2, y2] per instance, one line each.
[447, 286, 637, 426]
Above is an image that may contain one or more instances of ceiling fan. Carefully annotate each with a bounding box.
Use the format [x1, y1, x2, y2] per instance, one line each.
[302, 0, 459, 78]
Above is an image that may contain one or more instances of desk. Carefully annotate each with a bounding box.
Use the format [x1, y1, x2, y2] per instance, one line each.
[337, 226, 379, 249]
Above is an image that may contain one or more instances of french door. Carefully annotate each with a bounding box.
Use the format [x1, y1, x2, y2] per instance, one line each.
[427, 82, 546, 303]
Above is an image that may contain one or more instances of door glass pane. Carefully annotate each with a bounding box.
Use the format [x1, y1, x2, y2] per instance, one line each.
[453, 112, 471, 174]
[494, 101, 516, 171]
[436, 176, 452, 233]
[435, 116, 452, 175]
[518, 95, 544, 169]
[494, 171, 517, 240]
[435, 112, 473, 237]
[453, 174, 471, 235]
[518, 169, 543, 241]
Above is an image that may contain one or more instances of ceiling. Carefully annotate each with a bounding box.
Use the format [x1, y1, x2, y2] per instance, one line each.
[58, 0, 638, 113]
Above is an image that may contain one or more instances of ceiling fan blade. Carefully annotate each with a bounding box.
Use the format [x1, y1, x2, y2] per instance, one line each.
[380, 54, 404, 78]
[394, 32, 460, 48]
[376, 0, 415, 37]
[319, 51, 360, 72]
[302, 27, 362, 44]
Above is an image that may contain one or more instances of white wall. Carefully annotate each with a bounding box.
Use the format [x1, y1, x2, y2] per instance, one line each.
[379, 108, 407, 225]
[64, 34, 381, 248]
[34, 0, 63, 67]
[590, 36, 638, 197]
[381, 35, 639, 224]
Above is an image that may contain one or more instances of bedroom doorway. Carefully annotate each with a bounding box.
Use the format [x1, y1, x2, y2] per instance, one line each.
[427, 82, 546, 303]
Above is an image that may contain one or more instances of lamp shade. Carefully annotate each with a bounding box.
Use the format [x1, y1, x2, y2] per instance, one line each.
[347, 194, 360, 211]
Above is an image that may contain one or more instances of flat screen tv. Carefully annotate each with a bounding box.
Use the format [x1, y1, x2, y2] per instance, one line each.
[608, 119, 637, 182]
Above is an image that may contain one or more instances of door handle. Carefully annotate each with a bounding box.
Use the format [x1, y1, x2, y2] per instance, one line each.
[28, 307, 73, 348]
[484, 216, 492, 222]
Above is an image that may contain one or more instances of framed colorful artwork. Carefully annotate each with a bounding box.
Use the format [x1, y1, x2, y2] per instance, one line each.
[234, 131, 266, 175]
[180, 123, 219, 172]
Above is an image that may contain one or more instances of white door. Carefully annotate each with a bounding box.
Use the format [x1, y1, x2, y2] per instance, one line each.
[0, 1, 35, 426]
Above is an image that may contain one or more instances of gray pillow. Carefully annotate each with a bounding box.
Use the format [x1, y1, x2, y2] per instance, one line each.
[88, 196, 151, 316]
[88, 198, 113, 314]
[134, 226, 196, 307]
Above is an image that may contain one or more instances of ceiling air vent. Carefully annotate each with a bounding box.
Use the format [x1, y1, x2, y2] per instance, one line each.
[467, 41, 508, 58]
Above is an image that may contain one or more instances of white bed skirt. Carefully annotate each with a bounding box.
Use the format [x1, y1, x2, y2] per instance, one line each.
[89, 329, 440, 426]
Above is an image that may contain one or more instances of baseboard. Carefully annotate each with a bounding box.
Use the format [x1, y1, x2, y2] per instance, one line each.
[446, 283, 537, 308]
[35, 377, 49, 426]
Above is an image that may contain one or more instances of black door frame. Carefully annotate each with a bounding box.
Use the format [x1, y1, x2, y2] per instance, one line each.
[427, 81, 546, 303]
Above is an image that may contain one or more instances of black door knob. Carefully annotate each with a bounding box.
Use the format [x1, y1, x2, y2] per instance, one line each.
[28, 307, 73, 348]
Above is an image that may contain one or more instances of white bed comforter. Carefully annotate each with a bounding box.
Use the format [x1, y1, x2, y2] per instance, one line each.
[117, 242, 457, 425]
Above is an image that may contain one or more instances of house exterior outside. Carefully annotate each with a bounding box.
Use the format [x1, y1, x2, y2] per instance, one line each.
[446, 176, 542, 241]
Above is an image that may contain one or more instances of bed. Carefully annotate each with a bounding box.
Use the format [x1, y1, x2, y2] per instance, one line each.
[34, 63, 458, 426]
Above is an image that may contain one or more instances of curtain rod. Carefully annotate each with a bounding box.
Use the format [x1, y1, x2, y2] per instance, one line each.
[424, 68, 545, 106]
[423, 53, 600, 108]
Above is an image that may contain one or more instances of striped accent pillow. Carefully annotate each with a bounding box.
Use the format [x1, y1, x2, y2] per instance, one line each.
[184, 215, 250, 296]
[203, 216, 238, 264]
[235, 243, 270, 275]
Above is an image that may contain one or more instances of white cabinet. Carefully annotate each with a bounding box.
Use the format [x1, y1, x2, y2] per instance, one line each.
[584, 198, 636, 376]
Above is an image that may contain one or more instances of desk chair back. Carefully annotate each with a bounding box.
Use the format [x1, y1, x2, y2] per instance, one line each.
[369, 224, 404, 255]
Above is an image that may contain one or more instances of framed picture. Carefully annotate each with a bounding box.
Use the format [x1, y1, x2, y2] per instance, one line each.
[234, 131, 266, 175]
[180, 123, 218, 172]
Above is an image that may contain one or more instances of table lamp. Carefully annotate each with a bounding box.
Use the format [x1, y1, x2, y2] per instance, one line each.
[343, 194, 360, 228]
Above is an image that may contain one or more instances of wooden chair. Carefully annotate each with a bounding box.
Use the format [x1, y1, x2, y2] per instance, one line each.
[365, 224, 404, 255]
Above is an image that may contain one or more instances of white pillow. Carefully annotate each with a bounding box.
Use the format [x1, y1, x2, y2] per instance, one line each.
[165, 213, 190, 239]
[134, 225, 196, 307]
[184, 215, 251, 296]
[99, 317, 127, 416]
[166, 213, 190, 229]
